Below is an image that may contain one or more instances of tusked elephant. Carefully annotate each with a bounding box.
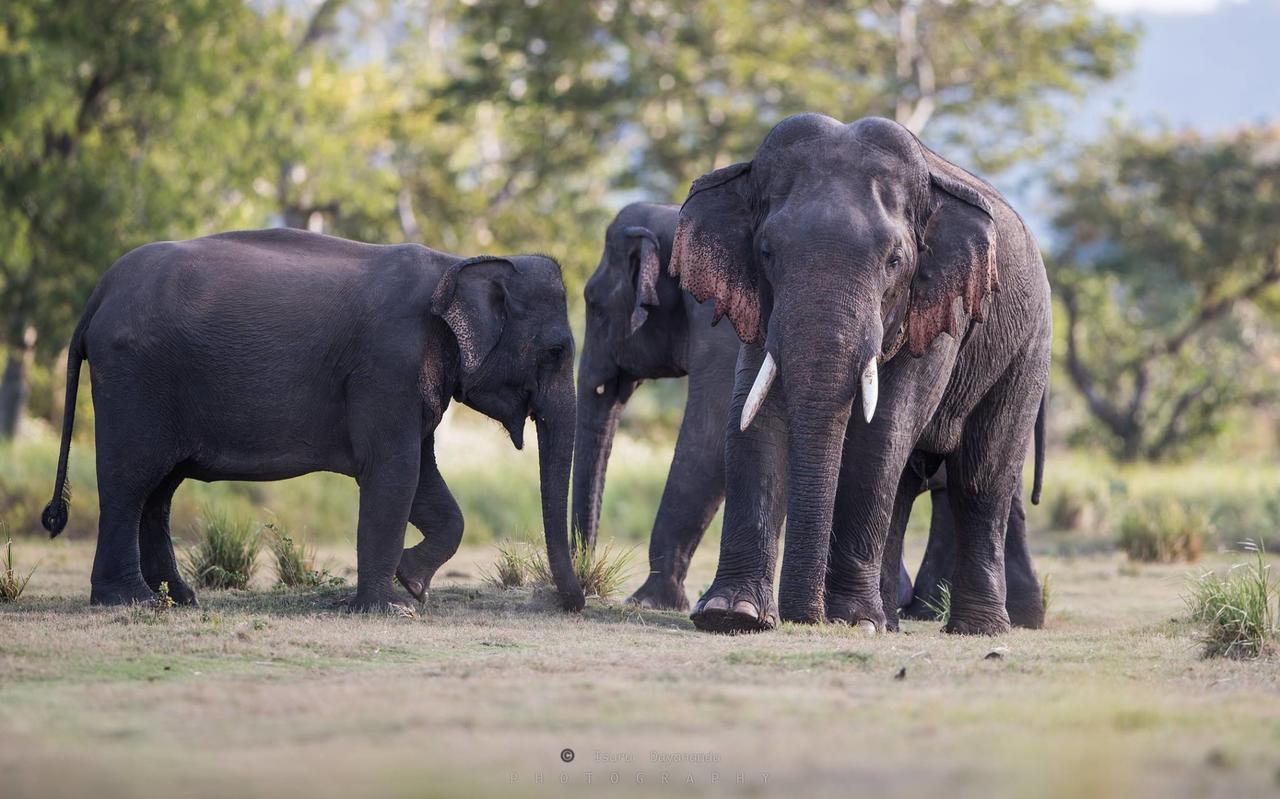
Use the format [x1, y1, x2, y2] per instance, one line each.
[671, 114, 1049, 635]
[41, 228, 584, 614]
[574, 202, 1035, 619]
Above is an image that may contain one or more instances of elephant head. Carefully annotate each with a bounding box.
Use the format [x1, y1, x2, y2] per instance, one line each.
[671, 114, 999, 622]
[573, 206, 686, 552]
[432, 254, 585, 611]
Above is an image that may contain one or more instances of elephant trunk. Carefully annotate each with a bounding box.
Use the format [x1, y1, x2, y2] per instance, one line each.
[572, 374, 625, 554]
[536, 372, 586, 612]
[773, 292, 883, 624]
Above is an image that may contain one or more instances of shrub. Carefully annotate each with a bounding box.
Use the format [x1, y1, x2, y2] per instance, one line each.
[0, 528, 37, 601]
[1118, 498, 1210, 563]
[183, 508, 260, 590]
[481, 540, 536, 589]
[1185, 543, 1278, 659]
[266, 522, 340, 588]
[529, 540, 634, 600]
[1046, 481, 1112, 533]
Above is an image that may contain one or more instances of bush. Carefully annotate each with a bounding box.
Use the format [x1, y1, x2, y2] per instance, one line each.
[0, 528, 37, 601]
[266, 522, 340, 588]
[1046, 481, 1113, 533]
[1118, 498, 1210, 563]
[1185, 543, 1278, 659]
[183, 509, 260, 590]
[480, 540, 536, 589]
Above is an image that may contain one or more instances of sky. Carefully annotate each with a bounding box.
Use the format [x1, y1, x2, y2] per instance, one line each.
[1095, 0, 1243, 12]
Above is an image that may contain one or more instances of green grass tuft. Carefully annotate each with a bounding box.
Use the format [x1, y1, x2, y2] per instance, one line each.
[1119, 498, 1210, 563]
[1041, 573, 1054, 620]
[0, 526, 37, 601]
[480, 540, 536, 589]
[919, 580, 952, 624]
[266, 521, 341, 588]
[183, 508, 261, 590]
[522, 540, 634, 600]
[1184, 541, 1278, 659]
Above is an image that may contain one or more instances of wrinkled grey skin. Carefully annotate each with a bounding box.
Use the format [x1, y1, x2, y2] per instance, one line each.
[672, 115, 1050, 635]
[42, 228, 584, 613]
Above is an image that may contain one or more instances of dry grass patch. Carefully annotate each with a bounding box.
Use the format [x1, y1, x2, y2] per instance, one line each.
[1185, 542, 1278, 659]
[0, 527, 36, 601]
[1119, 498, 1210, 563]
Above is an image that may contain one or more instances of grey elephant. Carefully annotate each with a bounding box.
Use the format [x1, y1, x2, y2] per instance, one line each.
[671, 114, 1049, 635]
[574, 202, 1037, 619]
[42, 228, 584, 613]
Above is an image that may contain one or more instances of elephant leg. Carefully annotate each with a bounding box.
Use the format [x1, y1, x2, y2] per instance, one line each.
[630, 349, 731, 611]
[1003, 478, 1044, 628]
[824, 431, 921, 633]
[348, 438, 420, 614]
[90, 462, 168, 606]
[690, 344, 788, 634]
[139, 471, 197, 606]
[904, 468, 1044, 627]
[903, 465, 957, 621]
[396, 439, 464, 603]
[875, 453, 944, 625]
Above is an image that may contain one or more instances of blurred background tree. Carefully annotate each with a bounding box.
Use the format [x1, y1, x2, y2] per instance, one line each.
[1049, 124, 1280, 461]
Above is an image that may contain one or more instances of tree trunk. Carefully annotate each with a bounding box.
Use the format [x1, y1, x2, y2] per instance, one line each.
[0, 323, 36, 440]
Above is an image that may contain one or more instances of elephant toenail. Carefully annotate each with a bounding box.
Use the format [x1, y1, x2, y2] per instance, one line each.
[854, 620, 878, 636]
[703, 596, 730, 612]
[732, 600, 759, 619]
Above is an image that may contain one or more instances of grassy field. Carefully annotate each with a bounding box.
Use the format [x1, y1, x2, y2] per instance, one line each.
[1, 534, 1278, 799]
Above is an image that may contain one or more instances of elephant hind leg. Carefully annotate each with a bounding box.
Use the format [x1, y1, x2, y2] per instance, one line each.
[396, 440, 464, 603]
[139, 471, 198, 606]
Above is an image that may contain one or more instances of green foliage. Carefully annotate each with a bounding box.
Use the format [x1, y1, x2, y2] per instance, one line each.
[183, 508, 260, 590]
[0, 527, 37, 600]
[480, 540, 536, 590]
[919, 580, 951, 624]
[1118, 498, 1210, 564]
[266, 522, 341, 588]
[1185, 543, 1277, 659]
[1051, 125, 1280, 461]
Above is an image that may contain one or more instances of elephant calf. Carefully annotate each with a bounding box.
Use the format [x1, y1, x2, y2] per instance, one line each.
[42, 228, 584, 613]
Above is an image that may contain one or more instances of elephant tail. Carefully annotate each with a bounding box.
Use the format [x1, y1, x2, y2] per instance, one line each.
[42, 315, 89, 538]
[1030, 385, 1047, 506]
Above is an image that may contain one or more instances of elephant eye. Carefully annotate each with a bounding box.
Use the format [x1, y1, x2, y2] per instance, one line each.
[887, 247, 903, 270]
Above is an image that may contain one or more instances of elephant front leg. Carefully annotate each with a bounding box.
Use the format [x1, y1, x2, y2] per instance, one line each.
[396, 440, 465, 603]
[349, 445, 420, 615]
[690, 345, 787, 634]
[630, 379, 729, 611]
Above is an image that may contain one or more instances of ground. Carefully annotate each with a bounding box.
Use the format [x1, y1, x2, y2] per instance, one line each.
[1, 538, 1278, 799]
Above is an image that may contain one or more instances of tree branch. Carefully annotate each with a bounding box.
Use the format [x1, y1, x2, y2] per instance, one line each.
[1160, 251, 1280, 357]
[1060, 285, 1132, 438]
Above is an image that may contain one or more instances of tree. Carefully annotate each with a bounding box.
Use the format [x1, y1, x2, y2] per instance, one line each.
[0, 0, 288, 437]
[1049, 124, 1280, 461]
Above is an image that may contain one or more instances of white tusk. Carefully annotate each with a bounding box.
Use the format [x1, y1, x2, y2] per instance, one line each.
[595, 384, 606, 396]
[861, 356, 878, 424]
[739, 352, 778, 431]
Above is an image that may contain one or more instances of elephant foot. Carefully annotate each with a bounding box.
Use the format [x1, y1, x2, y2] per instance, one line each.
[690, 580, 777, 634]
[395, 547, 440, 603]
[90, 576, 158, 607]
[344, 586, 417, 617]
[944, 601, 1011, 636]
[626, 573, 689, 611]
[825, 591, 892, 633]
[901, 596, 944, 622]
[1006, 596, 1044, 629]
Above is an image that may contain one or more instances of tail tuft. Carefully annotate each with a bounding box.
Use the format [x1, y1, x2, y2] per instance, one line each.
[42, 499, 69, 538]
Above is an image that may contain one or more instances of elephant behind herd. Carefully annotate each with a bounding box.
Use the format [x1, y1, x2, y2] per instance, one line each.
[42, 114, 1048, 636]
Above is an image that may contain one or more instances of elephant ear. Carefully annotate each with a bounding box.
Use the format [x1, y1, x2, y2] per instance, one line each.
[624, 226, 662, 335]
[430, 255, 516, 374]
[669, 161, 763, 345]
[907, 170, 1000, 358]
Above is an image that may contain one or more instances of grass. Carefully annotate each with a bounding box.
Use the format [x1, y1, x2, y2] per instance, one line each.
[1118, 497, 1211, 563]
[1184, 542, 1278, 659]
[266, 522, 341, 588]
[919, 579, 952, 624]
[483, 538, 635, 599]
[183, 509, 260, 591]
[2, 539, 1279, 799]
[0, 527, 37, 601]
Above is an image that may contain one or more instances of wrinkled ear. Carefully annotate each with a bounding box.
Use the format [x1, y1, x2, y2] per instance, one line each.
[907, 172, 999, 357]
[669, 161, 763, 345]
[624, 226, 662, 334]
[430, 256, 516, 374]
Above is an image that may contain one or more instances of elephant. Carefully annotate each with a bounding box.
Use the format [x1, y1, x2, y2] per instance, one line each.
[670, 114, 1050, 636]
[41, 228, 584, 614]
[573, 202, 1033, 618]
